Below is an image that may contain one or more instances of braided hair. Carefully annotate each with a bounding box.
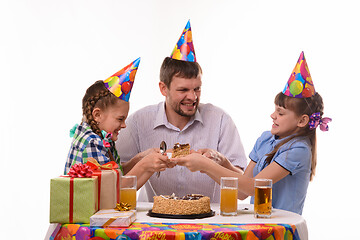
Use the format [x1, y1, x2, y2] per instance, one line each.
[265, 92, 324, 181]
[82, 80, 119, 138]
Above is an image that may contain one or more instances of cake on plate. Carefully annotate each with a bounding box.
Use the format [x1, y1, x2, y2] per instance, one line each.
[172, 143, 190, 158]
[152, 194, 211, 215]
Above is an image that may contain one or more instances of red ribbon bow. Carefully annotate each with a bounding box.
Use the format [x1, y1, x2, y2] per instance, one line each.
[68, 163, 93, 178]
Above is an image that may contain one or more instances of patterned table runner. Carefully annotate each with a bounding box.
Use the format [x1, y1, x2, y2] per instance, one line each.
[51, 222, 300, 240]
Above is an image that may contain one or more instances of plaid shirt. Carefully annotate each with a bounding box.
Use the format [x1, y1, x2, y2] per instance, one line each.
[64, 122, 121, 174]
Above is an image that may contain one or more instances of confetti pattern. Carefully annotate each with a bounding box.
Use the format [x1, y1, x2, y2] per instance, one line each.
[282, 51, 315, 98]
[103, 58, 140, 102]
[51, 222, 299, 240]
[170, 20, 196, 62]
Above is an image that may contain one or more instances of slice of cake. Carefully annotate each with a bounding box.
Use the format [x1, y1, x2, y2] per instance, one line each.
[172, 143, 190, 158]
[152, 194, 211, 215]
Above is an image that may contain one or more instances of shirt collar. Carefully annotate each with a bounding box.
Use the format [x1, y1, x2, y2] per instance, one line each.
[153, 102, 203, 130]
[270, 134, 296, 147]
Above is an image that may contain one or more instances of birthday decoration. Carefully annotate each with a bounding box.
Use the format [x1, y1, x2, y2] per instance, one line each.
[103, 58, 140, 102]
[114, 202, 132, 211]
[282, 51, 315, 98]
[84, 157, 121, 209]
[68, 163, 93, 178]
[85, 157, 119, 170]
[170, 20, 196, 62]
[50, 176, 98, 223]
[90, 209, 136, 227]
[53, 222, 300, 239]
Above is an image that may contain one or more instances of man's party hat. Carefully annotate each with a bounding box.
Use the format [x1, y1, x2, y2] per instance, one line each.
[170, 20, 196, 62]
[282, 52, 315, 98]
[103, 58, 140, 102]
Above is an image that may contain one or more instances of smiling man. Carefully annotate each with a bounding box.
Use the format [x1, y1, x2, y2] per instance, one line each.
[115, 21, 247, 202]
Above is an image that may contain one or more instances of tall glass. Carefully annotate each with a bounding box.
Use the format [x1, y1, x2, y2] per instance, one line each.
[254, 179, 272, 218]
[220, 177, 238, 216]
[120, 175, 137, 210]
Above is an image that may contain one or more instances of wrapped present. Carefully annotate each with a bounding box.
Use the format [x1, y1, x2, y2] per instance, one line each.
[90, 209, 136, 227]
[86, 158, 121, 209]
[93, 169, 120, 209]
[50, 175, 98, 223]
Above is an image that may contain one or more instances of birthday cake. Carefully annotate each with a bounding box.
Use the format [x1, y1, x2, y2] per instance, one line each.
[152, 194, 211, 215]
[172, 143, 190, 158]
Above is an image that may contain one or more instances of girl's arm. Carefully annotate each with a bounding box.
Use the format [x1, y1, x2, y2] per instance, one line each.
[253, 161, 290, 184]
[196, 148, 244, 174]
[236, 160, 256, 199]
[125, 152, 170, 189]
[122, 148, 160, 174]
[175, 153, 289, 199]
[175, 153, 254, 196]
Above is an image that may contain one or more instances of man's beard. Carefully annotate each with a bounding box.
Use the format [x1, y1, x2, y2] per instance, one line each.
[174, 101, 199, 117]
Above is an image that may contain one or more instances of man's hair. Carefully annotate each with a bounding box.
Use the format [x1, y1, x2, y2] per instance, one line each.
[160, 57, 202, 88]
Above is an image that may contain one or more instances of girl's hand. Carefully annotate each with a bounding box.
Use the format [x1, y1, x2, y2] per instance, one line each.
[197, 148, 226, 166]
[130, 148, 160, 164]
[138, 148, 160, 159]
[175, 153, 210, 173]
[140, 152, 171, 173]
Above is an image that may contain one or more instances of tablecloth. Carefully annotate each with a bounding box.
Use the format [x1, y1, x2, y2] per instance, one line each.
[46, 203, 307, 240]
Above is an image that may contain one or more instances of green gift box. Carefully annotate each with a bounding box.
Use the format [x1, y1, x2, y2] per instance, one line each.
[50, 176, 98, 223]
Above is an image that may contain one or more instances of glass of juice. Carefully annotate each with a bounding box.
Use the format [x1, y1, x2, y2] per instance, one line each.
[220, 177, 238, 216]
[254, 179, 272, 218]
[120, 175, 137, 210]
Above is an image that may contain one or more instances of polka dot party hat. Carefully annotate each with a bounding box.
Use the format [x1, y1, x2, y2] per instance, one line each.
[103, 57, 140, 102]
[170, 20, 196, 62]
[282, 52, 315, 98]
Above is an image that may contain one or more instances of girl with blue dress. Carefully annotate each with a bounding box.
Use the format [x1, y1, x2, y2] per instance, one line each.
[175, 52, 332, 214]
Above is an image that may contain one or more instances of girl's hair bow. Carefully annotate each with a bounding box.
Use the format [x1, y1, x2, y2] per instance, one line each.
[69, 124, 79, 138]
[102, 130, 113, 148]
[309, 112, 332, 131]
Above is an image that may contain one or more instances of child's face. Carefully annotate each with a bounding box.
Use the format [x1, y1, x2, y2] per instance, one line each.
[270, 105, 303, 139]
[97, 100, 129, 141]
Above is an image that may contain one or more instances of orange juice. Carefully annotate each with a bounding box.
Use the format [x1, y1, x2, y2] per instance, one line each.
[120, 188, 137, 209]
[220, 187, 238, 215]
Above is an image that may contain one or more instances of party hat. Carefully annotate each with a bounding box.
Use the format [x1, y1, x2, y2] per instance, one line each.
[170, 20, 196, 62]
[103, 57, 140, 102]
[282, 52, 315, 98]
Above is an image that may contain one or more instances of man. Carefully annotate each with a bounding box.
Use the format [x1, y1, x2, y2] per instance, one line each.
[116, 20, 247, 202]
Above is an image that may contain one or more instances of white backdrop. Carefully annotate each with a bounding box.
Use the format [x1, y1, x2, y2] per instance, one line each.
[1, 0, 359, 239]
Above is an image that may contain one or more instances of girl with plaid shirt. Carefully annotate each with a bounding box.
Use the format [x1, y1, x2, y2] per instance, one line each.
[64, 59, 171, 189]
